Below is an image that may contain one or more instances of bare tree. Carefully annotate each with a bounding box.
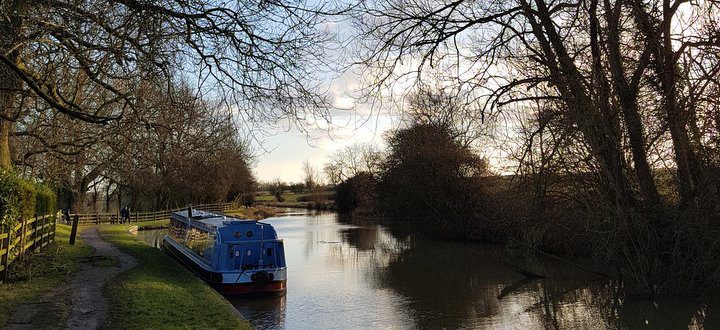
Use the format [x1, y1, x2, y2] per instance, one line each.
[15, 78, 256, 212]
[352, 0, 720, 213]
[324, 143, 384, 185]
[302, 160, 321, 192]
[1, 0, 339, 168]
[352, 0, 720, 293]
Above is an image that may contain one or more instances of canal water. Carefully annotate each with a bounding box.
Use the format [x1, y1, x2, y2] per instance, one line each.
[136, 210, 720, 329]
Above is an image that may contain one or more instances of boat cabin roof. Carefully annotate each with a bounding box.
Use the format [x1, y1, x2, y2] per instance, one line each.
[171, 209, 280, 243]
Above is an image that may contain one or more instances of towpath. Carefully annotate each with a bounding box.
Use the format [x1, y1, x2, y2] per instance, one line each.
[5, 227, 136, 330]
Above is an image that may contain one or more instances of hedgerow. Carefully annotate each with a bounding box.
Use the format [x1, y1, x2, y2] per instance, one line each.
[0, 169, 57, 228]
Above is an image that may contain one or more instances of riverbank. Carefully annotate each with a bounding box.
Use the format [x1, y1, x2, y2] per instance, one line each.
[256, 200, 336, 211]
[0, 224, 92, 327]
[98, 222, 252, 329]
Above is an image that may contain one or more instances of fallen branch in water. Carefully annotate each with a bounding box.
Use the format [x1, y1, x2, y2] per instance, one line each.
[499, 258, 546, 279]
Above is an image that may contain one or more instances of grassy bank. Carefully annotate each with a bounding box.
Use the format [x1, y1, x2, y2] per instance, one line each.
[256, 192, 304, 202]
[256, 200, 337, 211]
[98, 222, 251, 329]
[0, 223, 92, 327]
[225, 206, 280, 219]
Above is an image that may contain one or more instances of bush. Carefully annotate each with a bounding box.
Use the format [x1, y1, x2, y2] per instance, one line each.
[0, 169, 21, 228]
[335, 172, 376, 213]
[35, 183, 57, 216]
[17, 179, 36, 220]
[375, 123, 496, 241]
[0, 169, 57, 228]
[273, 191, 285, 202]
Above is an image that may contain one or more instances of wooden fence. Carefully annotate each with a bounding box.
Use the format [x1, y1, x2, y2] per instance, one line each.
[66, 202, 240, 225]
[0, 213, 58, 283]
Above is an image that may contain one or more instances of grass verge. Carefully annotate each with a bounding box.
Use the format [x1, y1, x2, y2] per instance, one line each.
[98, 223, 251, 329]
[0, 223, 92, 326]
[256, 192, 304, 202]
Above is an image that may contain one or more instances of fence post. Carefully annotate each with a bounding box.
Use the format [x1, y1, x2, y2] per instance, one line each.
[36, 214, 42, 252]
[69, 215, 79, 245]
[18, 217, 27, 258]
[0, 226, 10, 282]
[41, 214, 48, 250]
[50, 213, 57, 244]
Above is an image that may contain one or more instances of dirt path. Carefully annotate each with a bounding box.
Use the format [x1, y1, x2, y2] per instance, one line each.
[5, 227, 137, 330]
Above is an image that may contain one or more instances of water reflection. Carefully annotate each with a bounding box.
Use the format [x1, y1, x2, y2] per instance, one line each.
[228, 295, 287, 330]
[134, 211, 720, 329]
[134, 228, 166, 248]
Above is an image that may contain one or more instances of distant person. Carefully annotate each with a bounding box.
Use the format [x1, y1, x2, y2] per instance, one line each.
[243, 194, 254, 208]
[63, 208, 71, 224]
[121, 206, 129, 223]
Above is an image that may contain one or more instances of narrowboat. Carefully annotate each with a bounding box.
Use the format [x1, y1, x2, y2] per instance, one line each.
[162, 207, 287, 296]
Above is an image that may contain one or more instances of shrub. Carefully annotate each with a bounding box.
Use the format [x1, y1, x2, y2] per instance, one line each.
[35, 183, 57, 216]
[0, 169, 21, 228]
[274, 191, 285, 203]
[17, 179, 37, 220]
[375, 123, 496, 241]
[0, 169, 57, 228]
[335, 172, 376, 213]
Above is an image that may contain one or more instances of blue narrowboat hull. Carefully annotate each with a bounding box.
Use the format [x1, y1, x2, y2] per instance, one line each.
[162, 234, 287, 296]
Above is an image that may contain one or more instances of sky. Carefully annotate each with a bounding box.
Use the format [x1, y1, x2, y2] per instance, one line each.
[250, 0, 707, 183]
[250, 77, 398, 183]
[250, 18, 397, 183]
[251, 117, 392, 183]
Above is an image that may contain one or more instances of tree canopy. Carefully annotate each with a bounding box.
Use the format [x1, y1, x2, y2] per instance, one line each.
[1, 0, 336, 168]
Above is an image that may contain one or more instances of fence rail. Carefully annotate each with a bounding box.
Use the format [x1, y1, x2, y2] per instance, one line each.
[67, 202, 239, 225]
[0, 213, 58, 282]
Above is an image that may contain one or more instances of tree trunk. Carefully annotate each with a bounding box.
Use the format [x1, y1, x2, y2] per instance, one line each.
[620, 95, 660, 206]
[105, 182, 113, 212]
[0, 2, 23, 169]
[662, 0, 695, 207]
[70, 191, 85, 213]
[0, 120, 10, 169]
[528, 0, 637, 214]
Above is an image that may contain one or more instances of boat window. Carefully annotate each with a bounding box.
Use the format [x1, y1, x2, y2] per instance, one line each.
[246, 231, 253, 238]
[246, 250, 252, 256]
[266, 248, 273, 256]
[235, 250, 240, 257]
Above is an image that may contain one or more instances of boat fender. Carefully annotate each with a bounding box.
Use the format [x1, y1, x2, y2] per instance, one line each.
[251, 271, 271, 284]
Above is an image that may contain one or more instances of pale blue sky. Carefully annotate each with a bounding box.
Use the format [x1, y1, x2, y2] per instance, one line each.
[252, 109, 395, 183]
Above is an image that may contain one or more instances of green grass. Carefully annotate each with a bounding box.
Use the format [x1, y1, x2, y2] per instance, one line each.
[256, 191, 335, 203]
[0, 223, 93, 327]
[98, 223, 251, 330]
[256, 192, 304, 202]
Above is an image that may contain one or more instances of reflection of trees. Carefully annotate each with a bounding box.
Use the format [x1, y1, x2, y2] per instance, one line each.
[516, 278, 719, 329]
[291, 213, 720, 328]
[228, 295, 287, 330]
[601, 292, 720, 329]
[376, 238, 519, 328]
[341, 227, 380, 251]
[373, 235, 720, 328]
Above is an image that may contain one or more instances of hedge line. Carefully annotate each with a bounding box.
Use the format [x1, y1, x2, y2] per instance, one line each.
[0, 169, 57, 228]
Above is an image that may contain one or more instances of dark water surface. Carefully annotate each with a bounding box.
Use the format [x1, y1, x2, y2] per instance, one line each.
[136, 211, 720, 329]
